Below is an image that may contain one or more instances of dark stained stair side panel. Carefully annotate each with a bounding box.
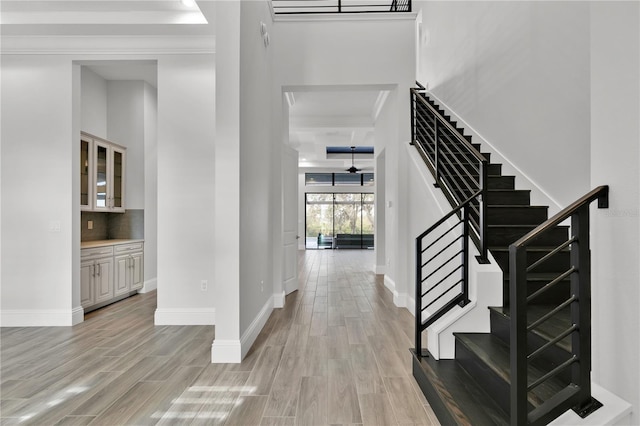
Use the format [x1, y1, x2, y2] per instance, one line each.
[411, 350, 509, 426]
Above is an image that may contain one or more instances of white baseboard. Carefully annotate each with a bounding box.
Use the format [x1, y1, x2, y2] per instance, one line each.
[273, 291, 286, 308]
[72, 306, 84, 325]
[1, 309, 81, 327]
[139, 278, 157, 294]
[211, 339, 242, 363]
[383, 275, 396, 295]
[240, 297, 273, 359]
[154, 308, 215, 325]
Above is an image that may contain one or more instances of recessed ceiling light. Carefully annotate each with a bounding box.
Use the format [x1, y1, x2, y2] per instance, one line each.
[181, 0, 197, 7]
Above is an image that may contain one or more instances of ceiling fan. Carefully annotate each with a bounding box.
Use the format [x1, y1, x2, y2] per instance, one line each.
[346, 146, 362, 174]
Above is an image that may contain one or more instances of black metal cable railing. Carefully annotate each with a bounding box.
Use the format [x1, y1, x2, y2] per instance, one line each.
[509, 185, 608, 425]
[272, 0, 411, 14]
[414, 191, 479, 358]
[411, 85, 489, 263]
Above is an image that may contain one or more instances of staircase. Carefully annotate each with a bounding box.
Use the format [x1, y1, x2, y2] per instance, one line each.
[410, 90, 606, 425]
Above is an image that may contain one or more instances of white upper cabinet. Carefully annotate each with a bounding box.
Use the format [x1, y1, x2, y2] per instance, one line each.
[81, 132, 126, 212]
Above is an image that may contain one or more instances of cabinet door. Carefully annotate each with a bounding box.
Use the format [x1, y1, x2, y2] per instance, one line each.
[94, 257, 114, 303]
[130, 252, 144, 291]
[114, 255, 130, 296]
[111, 147, 125, 212]
[80, 260, 95, 308]
[93, 141, 110, 211]
[80, 136, 93, 211]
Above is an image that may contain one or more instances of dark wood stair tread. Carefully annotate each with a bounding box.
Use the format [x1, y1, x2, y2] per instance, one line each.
[411, 350, 509, 426]
[454, 333, 569, 408]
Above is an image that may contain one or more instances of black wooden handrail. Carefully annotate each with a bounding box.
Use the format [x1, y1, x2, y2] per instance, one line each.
[411, 86, 489, 263]
[509, 185, 608, 425]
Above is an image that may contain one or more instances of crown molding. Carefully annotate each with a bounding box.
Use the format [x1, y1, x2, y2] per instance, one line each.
[1, 35, 215, 55]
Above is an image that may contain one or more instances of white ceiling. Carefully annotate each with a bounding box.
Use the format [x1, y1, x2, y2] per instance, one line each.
[0, 0, 215, 36]
[2, 1, 387, 172]
[289, 90, 386, 171]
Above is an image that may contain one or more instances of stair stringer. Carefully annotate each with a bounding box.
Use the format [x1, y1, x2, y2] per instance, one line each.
[406, 144, 503, 360]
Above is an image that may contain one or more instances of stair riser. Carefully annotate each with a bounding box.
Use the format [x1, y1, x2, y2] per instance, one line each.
[486, 206, 548, 226]
[487, 227, 568, 247]
[491, 250, 570, 273]
[486, 191, 530, 205]
[502, 279, 571, 309]
[444, 176, 515, 190]
[490, 310, 572, 383]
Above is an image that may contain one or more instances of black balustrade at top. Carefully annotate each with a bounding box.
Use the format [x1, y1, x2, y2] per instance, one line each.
[272, 0, 411, 14]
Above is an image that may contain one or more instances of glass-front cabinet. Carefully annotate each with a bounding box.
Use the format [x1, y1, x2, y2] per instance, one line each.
[81, 132, 126, 212]
[80, 135, 93, 211]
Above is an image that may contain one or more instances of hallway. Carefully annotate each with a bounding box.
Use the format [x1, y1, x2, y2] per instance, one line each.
[1, 250, 439, 425]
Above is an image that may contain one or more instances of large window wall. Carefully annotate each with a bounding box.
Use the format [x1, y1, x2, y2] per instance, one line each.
[305, 193, 374, 249]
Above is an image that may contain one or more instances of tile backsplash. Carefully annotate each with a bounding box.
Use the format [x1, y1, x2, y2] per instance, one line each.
[81, 210, 144, 241]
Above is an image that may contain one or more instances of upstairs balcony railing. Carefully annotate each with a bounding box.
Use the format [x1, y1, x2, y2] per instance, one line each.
[272, 0, 411, 14]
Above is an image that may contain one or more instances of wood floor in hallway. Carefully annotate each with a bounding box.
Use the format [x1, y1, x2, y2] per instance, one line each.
[1, 250, 440, 425]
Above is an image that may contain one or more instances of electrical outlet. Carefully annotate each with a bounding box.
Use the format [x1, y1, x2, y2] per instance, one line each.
[261, 280, 264, 292]
[201, 280, 208, 291]
[88, 220, 93, 230]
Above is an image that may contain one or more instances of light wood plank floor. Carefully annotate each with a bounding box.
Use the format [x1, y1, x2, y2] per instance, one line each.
[1, 250, 439, 425]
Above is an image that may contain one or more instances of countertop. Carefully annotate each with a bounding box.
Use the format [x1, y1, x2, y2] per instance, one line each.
[81, 239, 144, 249]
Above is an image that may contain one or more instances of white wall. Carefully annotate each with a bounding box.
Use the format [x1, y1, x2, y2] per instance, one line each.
[107, 81, 146, 209]
[143, 82, 158, 290]
[155, 54, 216, 325]
[590, 2, 640, 424]
[1, 55, 77, 325]
[212, 1, 241, 361]
[81, 67, 107, 137]
[238, 0, 275, 338]
[415, 1, 591, 209]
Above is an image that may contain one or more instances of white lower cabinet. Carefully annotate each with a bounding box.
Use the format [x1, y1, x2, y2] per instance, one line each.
[81, 241, 143, 311]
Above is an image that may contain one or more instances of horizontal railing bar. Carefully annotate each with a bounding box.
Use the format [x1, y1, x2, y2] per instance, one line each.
[437, 162, 478, 197]
[512, 186, 609, 248]
[422, 220, 463, 253]
[528, 295, 576, 332]
[417, 190, 483, 240]
[528, 355, 578, 392]
[526, 237, 577, 273]
[423, 249, 464, 280]
[527, 267, 577, 303]
[420, 293, 465, 330]
[411, 89, 487, 164]
[422, 235, 463, 267]
[421, 264, 464, 295]
[424, 279, 464, 310]
[528, 324, 578, 361]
